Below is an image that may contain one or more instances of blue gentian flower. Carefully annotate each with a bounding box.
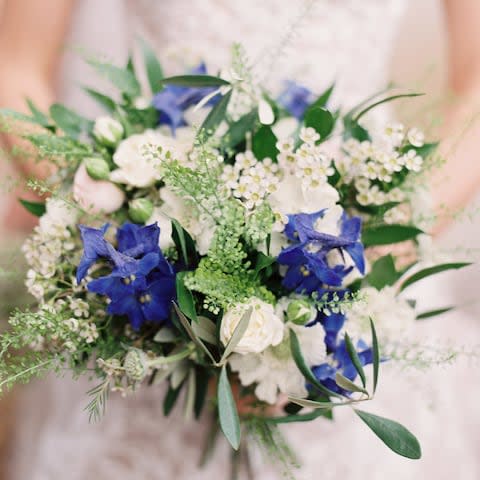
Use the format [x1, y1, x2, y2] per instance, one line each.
[152, 63, 219, 133]
[278, 209, 365, 294]
[76, 223, 176, 330]
[312, 338, 373, 395]
[277, 80, 314, 119]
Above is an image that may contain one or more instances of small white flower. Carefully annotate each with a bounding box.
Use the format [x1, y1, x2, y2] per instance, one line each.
[220, 298, 284, 355]
[384, 123, 405, 147]
[93, 116, 124, 147]
[407, 127, 425, 147]
[300, 126, 320, 145]
[258, 98, 275, 125]
[403, 150, 423, 172]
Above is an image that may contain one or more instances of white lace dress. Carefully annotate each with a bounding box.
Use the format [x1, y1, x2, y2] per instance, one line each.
[9, 1, 480, 479]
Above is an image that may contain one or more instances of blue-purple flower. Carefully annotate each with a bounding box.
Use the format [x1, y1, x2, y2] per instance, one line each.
[152, 63, 219, 133]
[277, 209, 365, 294]
[77, 223, 176, 330]
[277, 80, 314, 119]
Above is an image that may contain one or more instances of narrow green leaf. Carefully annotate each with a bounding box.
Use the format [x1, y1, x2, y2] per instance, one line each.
[0, 109, 39, 125]
[353, 93, 424, 122]
[223, 109, 258, 150]
[176, 273, 197, 322]
[366, 254, 401, 290]
[370, 318, 380, 394]
[86, 58, 141, 97]
[18, 199, 46, 217]
[200, 90, 232, 137]
[306, 83, 335, 112]
[335, 372, 369, 395]
[49, 104, 93, 138]
[217, 365, 241, 450]
[153, 327, 177, 343]
[253, 252, 276, 279]
[416, 306, 454, 320]
[252, 125, 278, 160]
[287, 396, 354, 409]
[194, 367, 209, 419]
[172, 303, 216, 364]
[290, 330, 342, 398]
[264, 409, 330, 424]
[26, 98, 51, 127]
[304, 107, 334, 139]
[83, 87, 116, 113]
[192, 316, 218, 345]
[140, 38, 164, 93]
[354, 409, 422, 459]
[400, 262, 471, 292]
[161, 75, 230, 87]
[344, 333, 367, 388]
[219, 308, 252, 364]
[362, 224, 423, 247]
[183, 368, 196, 421]
[343, 118, 370, 141]
[171, 219, 197, 267]
[163, 385, 182, 416]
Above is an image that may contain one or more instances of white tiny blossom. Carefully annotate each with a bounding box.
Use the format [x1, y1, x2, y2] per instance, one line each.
[403, 150, 423, 172]
[299, 126, 320, 145]
[384, 123, 405, 147]
[407, 127, 425, 147]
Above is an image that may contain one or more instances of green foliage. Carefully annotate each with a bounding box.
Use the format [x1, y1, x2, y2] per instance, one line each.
[416, 307, 454, 320]
[344, 333, 367, 388]
[160, 75, 230, 87]
[354, 409, 422, 459]
[253, 125, 278, 160]
[171, 220, 198, 267]
[366, 254, 402, 289]
[217, 365, 241, 450]
[49, 104, 93, 138]
[18, 199, 46, 217]
[25, 133, 92, 159]
[200, 90, 232, 137]
[362, 224, 423, 247]
[176, 273, 198, 322]
[83, 87, 116, 113]
[85, 378, 110, 422]
[304, 107, 335, 139]
[139, 38, 164, 93]
[222, 109, 258, 151]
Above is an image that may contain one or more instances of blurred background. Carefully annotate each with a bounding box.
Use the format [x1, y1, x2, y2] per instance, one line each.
[0, 1, 478, 479]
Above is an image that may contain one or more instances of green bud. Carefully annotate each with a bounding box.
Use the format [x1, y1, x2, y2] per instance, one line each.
[123, 348, 148, 382]
[128, 198, 154, 224]
[84, 157, 111, 180]
[93, 116, 124, 147]
[286, 299, 316, 325]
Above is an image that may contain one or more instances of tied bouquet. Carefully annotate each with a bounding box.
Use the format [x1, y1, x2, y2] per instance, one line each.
[0, 43, 470, 475]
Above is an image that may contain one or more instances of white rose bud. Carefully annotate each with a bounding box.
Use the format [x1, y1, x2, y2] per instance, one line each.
[286, 299, 316, 325]
[129, 198, 154, 224]
[85, 157, 110, 180]
[220, 298, 284, 355]
[93, 116, 124, 147]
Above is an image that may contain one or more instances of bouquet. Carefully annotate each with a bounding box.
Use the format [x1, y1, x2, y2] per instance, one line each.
[0, 42, 470, 475]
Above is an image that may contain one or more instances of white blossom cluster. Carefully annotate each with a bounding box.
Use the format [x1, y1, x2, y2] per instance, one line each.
[221, 151, 280, 209]
[22, 198, 79, 302]
[338, 124, 425, 206]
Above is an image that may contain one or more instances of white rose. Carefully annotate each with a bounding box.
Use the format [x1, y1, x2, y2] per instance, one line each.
[73, 163, 125, 214]
[220, 298, 284, 355]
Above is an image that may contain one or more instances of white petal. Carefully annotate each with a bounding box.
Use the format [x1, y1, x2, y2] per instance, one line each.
[258, 99, 274, 125]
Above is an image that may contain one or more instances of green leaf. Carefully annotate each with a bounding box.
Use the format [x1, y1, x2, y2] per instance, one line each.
[176, 273, 197, 322]
[264, 409, 330, 424]
[223, 109, 258, 150]
[0, 109, 40, 126]
[171, 219, 198, 267]
[173, 303, 216, 364]
[399, 262, 471, 292]
[26, 99, 51, 127]
[343, 118, 370, 142]
[306, 83, 335, 112]
[290, 329, 341, 398]
[194, 367, 209, 419]
[252, 125, 278, 160]
[353, 93, 424, 122]
[86, 58, 141, 97]
[83, 87, 116, 113]
[183, 368, 196, 420]
[217, 365, 241, 450]
[49, 104, 93, 138]
[287, 396, 354, 409]
[362, 224, 423, 247]
[354, 409, 422, 459]
[410, 142, 438, 158]
[344, 333, 367, 388]
[200, 90, 232, 137]
[304, 107, 334, 139]
[192, 316, 218, 345]
[253, 252, 276, 279]
[161, 75, 230, 88]
[366, 254, 402, 290]
[219, 308, 252, 364]
[18, 199, 46, 217]
[416, 306, 454, 320]
[24, 134, 92, 158]
[370, 318, 380, 394]
[140, 38, 164, 93]
[163, 385, 182, 416]
[335, 372, 369, 395]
